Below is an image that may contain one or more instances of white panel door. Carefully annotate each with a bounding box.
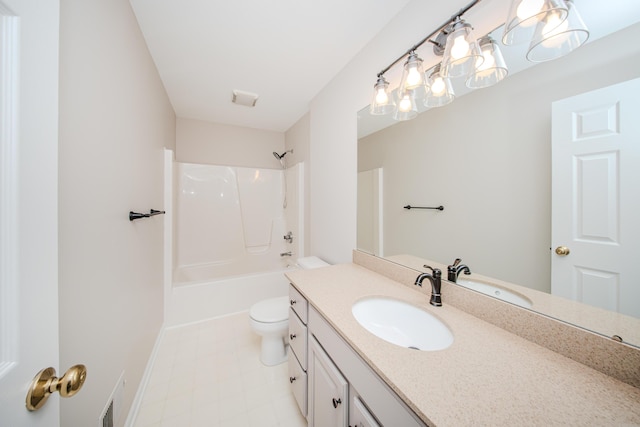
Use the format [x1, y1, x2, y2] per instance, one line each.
[551, 78, 640, 317]
[0, 0, 60, 425]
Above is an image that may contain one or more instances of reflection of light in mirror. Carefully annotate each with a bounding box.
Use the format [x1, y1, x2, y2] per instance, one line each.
[477, 47, 496, 71]
[431, 77, 445, 95]
[541, 12, 570, 47]
[253, 170, 260, 182]
[398, 93, 413, 112]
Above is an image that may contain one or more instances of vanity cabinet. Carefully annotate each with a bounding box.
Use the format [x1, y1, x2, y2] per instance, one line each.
[288, 284, 308, 416]
[288, 281, 426, 427]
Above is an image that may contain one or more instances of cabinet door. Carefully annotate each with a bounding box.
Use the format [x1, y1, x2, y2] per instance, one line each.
[349, 393, 381, 427]
[309, 336, 348, 427]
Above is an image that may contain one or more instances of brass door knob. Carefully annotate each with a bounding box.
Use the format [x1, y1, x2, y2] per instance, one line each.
[26, 364, 87, 411]
[555, 246, 570, 256]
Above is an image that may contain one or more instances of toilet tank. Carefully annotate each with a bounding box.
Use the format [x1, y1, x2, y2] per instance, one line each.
[296, 256, 329, 269]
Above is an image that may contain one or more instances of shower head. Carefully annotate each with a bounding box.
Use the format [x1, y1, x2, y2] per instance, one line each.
[273, 149, 293, 160]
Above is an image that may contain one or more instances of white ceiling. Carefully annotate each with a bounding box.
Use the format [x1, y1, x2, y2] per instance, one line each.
[130, 0, 640, 134]
[129, 0, 413, 132]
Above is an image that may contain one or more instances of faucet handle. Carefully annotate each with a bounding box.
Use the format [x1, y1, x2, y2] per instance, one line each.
[422, 265, 442, 278]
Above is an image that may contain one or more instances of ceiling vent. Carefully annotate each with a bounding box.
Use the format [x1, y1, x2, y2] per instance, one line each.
[232, 90, 259, 107]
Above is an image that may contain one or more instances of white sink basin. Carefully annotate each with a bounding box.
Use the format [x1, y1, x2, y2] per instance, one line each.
[351, 297, 453, 351]
[456, 279, 533, 308]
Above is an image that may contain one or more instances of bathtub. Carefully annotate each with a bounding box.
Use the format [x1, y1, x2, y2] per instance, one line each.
[173, 258, 291, 286]
[166, 268, 294, 326]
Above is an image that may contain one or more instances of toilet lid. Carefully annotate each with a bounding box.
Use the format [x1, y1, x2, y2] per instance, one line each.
[249, 296, 289, 323]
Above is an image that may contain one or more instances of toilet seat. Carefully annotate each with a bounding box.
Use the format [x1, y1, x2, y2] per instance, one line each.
[249, 296, 289, 323]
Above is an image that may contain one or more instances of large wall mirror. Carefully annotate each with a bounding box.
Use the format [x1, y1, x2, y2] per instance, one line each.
[357, 9, 640, 348]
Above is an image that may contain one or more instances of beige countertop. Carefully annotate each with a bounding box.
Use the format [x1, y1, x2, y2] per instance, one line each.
[286, 263, 640, 427]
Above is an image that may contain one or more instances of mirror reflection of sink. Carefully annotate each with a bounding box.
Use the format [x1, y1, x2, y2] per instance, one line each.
[351, 297, 453, 351]
[456, 279, 533, 308]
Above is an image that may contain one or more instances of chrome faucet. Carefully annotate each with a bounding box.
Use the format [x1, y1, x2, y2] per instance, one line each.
[280, 251, 292, 257]
[283, 231, 293, 243]
[447, 258, 471, 283]
[414, 265, 442, 307]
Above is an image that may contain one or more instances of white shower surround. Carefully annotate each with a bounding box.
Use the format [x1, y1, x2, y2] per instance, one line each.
[174, 162, 294, 284]
[166, 160, 304, 325]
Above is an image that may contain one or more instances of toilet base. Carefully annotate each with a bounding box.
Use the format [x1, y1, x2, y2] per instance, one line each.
[260, 335, 288, 366]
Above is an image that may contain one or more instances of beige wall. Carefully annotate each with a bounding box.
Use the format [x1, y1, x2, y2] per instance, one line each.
[176, 117, 284, 168]
[58, 0, 175, 425]
[359, 24, 640, 292]
[308, 0, 436, 265]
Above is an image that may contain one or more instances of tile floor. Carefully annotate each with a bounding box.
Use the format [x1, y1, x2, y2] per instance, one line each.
[133, 312, 307, 427]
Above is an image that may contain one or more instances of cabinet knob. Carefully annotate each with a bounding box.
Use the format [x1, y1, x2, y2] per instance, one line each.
[290, 299, 296, 305]
[289, 376, 296, 383]
[289, 333, 296, 340]
[332, 397, 342, 408]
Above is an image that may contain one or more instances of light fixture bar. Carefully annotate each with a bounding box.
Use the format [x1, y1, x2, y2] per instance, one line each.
[375, 0, 483, 78]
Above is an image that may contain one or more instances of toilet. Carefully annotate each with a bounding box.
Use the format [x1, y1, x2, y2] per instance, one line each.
[249, 256, 329, 366]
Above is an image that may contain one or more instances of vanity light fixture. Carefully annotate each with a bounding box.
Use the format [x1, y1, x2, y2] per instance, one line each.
[526, 0, 589, 62]
[439, 18, 483, 78]
[369, 75, 396, 115]
[466, 36, 509, 89]
[368, 0, 588, 122]
[502, 0, 568, 45]
[399, 51, 429, 105]
[425, 64, 455, 107]
[399, 51, 426, 92]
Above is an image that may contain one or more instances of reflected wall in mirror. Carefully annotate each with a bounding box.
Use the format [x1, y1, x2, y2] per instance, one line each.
[357, 22, 640, 347]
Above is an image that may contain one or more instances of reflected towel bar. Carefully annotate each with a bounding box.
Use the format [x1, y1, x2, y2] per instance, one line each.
[129, 209, 166, 221]
[404, 205, 444, 211]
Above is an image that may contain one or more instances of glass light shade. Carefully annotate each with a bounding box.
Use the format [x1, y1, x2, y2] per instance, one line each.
[399, 51, 426, 92]
[502, 0, 568, 45]
[466, 36, 509, 89]
[441, 20, 483, 78]
[369, 76, 396, 115]
[526, 0, 589, 62]
[425, 64, 455, 108]
[393, 89, 418, 121]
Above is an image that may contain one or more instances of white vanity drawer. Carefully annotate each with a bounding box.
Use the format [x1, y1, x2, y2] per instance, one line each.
[289, 307, 307, 370]
[289, 284, 308, 324]
[288, 350, 307, 417]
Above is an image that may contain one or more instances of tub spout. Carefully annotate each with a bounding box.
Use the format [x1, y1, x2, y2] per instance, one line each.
[280, 252, 292, 257]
